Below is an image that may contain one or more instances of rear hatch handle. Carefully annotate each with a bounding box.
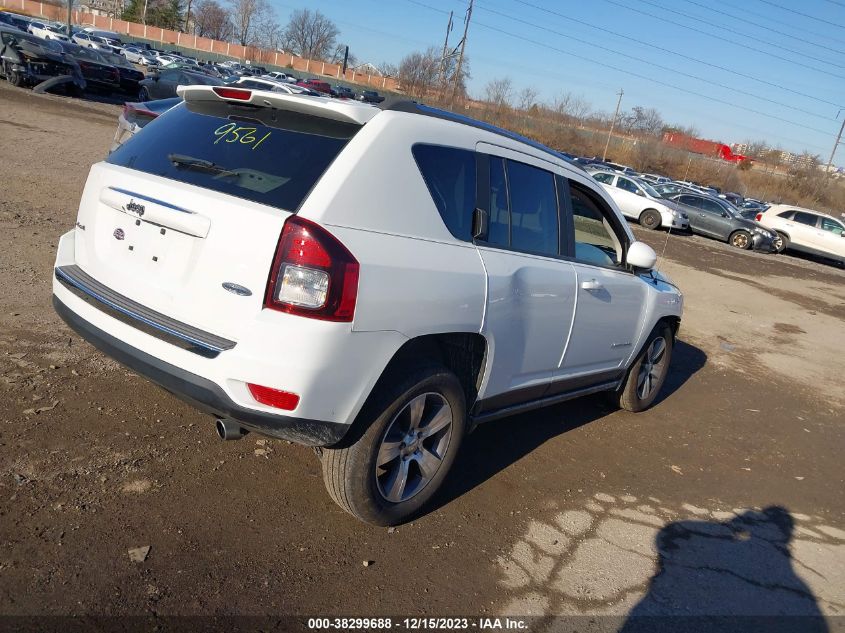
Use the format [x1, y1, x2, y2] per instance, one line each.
[100, 187, 211, 238]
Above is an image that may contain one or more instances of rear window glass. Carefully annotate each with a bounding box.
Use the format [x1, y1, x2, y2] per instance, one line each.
[107, 101, 358, 211]
[412, 144, 476, 242]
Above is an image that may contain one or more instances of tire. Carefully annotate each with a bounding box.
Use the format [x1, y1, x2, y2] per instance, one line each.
[639, 209, 662, 230]
[321, 365, 466, 526]
[773, 232, 789, 253]
[138, 87, 150, 101]
[7, 64, 25, 88]
[615, 324, 674, 413]
[729, 230, 752, 250]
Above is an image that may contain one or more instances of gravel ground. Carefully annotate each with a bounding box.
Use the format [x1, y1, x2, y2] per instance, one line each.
[0, 81, 843, 629]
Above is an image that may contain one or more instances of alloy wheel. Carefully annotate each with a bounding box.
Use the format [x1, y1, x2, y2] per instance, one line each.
[375, 392, 453, 503]
[637, 336, 667, 400]
[732, 232, 749, 249]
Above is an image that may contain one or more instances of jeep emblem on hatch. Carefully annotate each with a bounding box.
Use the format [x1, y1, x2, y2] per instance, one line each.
[113, 228, 125, 240]
[126, 200, 145, 216]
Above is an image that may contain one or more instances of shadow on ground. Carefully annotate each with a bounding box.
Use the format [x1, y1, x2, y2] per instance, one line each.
[434, 338, 707, 510]
[619, 507, 829, 633]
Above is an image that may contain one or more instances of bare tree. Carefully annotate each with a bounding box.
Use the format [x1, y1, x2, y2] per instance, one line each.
[397, 47, 440, 98]
[379, 61, 398, 77]
[283, 8, 339, 61]
[193, 0, 232, 40]
[228, 0, 268, 45]
[330, 43, 357, 68]
[484, 77, 512, 110]
[517, 86, 538, 111]
[255, 13, 283, 50]
[623, 106, 664, 137]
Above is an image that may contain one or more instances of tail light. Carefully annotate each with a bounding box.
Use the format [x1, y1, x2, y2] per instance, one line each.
[264, 216, 359, 322]
[755, 213, 762, 221]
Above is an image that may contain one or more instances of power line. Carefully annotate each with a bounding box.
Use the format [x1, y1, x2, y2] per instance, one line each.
[472, 1, 834, 122]
[821, 0, 845, 8]
[678, 0, 845, 56]
[399, 0, 834, 151]
[468, 17, 834, 136]
[756, 0, 845, 29]
[711, 0, 845, 45]
[600, 0, 845, 81]
[633, 0, 845, 70]
[507, 0, 844, 109]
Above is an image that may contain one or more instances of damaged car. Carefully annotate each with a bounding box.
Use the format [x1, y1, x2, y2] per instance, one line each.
[0, 25, 85, 93]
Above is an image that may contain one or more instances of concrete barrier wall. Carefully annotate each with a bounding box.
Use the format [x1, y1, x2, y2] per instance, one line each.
[1, 0, 401, 91]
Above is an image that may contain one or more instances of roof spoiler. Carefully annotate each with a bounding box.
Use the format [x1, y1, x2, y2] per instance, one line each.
[176, 85, 377, 126]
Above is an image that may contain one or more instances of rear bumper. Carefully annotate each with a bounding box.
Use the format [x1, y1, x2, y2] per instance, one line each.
[751, 233, 777, 252]
[53, 295, 349, 446]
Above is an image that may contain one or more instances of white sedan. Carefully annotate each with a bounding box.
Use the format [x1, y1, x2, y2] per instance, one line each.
[27, 21, 70, 41]
[589, 169, 689, 231]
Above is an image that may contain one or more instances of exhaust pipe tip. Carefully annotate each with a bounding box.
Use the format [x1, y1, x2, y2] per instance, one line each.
[216, 418, 247, 440]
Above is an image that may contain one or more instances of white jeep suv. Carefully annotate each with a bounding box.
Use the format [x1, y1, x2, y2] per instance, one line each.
[588, 170, 689, 231]
[756, 204, 845, 265]
[52, 87, 683, 525]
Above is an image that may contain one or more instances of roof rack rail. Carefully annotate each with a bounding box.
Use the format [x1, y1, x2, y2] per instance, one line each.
[377, 99, 582, 169]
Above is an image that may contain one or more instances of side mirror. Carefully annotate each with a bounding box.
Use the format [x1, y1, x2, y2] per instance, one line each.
[627, 241, 657, 270]
[636, 189, 646, 197]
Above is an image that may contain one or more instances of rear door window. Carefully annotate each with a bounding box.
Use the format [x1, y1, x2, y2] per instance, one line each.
[411, 144, 476, 242]
[106, 101, 358, 211]
[506, 160, 559, 256]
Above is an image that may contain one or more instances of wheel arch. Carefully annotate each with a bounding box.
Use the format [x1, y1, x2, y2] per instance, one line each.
[331, 332, 487, 448]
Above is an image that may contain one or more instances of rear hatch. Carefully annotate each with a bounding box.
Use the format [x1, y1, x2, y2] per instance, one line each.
[73, 88, 371, 341]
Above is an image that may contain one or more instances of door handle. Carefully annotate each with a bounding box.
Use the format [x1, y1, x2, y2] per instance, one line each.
[581, 279, 604, 291]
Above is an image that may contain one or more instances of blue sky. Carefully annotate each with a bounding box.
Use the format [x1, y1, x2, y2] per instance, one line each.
[274, 0, 845, 160]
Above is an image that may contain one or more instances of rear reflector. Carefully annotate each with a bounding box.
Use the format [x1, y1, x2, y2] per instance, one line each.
[212, 86, 252, 101]
[247, 383, 300, 411]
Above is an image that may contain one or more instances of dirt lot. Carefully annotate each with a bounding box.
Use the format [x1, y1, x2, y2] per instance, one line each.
[1, 82, 843, 628]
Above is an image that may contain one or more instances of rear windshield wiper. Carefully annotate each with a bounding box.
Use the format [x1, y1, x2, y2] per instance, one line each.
[168, 154, 236, 177]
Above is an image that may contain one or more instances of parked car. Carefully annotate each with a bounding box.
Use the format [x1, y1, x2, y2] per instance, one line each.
[296, 78, 332, 94]
[72, 30, 121, 53]
[51, 40, 120, 93]
[0, 26, 85, 93]
[137, 66, 224, 99]
[264, 70, 296, 83]
[668, 193, 778, 250]
[590, 170, 688, 230]
[639, 173, 671, 185]
[52, 87, 682, 525]
[357, 89, 384, 103]
[719, 192, 744, 207]
[234, 76, 311, 94]
[27, 21, 69, 41]
[122, 45, 158, 66]
[0, 11, 30, 31]
[111, 96, 180, 151]
[333, 85, 355, 99]
[755, 205, 845, 264]
[100, 50, 144, 94]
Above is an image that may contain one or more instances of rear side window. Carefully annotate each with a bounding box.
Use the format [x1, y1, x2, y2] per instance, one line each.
[793, 212, 818, 227]
[412, 144, 476, 242]
[107, 101, 358, 211]
[777, 210, 795, 219]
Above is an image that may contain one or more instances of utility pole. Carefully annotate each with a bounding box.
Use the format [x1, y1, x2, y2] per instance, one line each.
[438, 10, 453, 93]
[451, 0, 473, 104]
[825, 113, 845, 176]
[66, 0, 72, 34]
[602, 88, 623, 161]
